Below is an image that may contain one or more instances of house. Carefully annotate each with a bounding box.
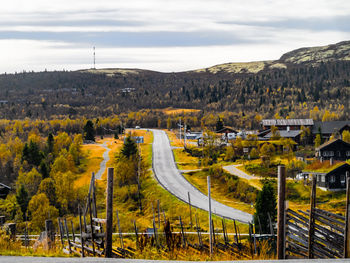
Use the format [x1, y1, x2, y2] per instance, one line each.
[263, 129, 302, 144]
[216, 126, 238, 134]
[312, 121, 350, 140]
[216, 126, 239, 141]
[303, 161, 350, 190]
[315, 139, 350, 161]
[261, 119, 314, 131]
[0, 183, 11, 199]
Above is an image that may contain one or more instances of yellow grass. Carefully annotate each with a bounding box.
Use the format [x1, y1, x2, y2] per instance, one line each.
[165, 130, 183, 147]
[74, 136, 123, 188]
[161, 107, 201, 115]
[183, 172, 254, 214]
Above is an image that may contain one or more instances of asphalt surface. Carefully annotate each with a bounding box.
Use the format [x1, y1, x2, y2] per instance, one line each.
[152, 129, 252, 223]
[95, 142, 111, 180]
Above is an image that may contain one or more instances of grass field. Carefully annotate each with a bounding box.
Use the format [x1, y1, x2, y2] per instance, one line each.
[161, 107, 201, 115]
[74, 136, 123, 188]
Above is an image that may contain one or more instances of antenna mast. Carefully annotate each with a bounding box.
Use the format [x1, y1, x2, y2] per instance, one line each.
[93, 46, 96, 69]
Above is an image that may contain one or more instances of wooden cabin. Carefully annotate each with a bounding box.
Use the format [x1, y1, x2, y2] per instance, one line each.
[303, 162, 350, 190]
[315, 139, 350, 161]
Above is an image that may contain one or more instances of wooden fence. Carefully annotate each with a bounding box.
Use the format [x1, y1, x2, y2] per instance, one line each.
[277, 167, 350, 259]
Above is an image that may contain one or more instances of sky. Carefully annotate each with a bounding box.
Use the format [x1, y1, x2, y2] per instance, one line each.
[1, 0, 350, 73]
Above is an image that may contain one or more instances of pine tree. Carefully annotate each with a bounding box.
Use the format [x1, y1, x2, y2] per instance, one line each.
[16, 185, 29, 221]
[84, 120, 95, 141]
[254, 180, 276, 233]
[216, 117, 224, 131]
[47, 132, 54, 153]
[121, 136, 138, 158]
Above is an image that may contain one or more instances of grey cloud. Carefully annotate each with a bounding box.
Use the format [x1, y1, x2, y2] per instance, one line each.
[0, 30, 262, 47]
[220, 15, 350, 32]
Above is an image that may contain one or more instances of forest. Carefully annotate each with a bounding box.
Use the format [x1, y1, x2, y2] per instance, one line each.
[0, 42, 349, 124]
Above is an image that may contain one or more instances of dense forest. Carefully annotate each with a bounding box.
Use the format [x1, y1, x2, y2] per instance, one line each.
[0, 41, 349, 124]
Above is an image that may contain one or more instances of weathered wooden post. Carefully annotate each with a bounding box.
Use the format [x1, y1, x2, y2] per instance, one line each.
[308, 174, 316, 259]
[7, 223, 16, 241]
[157, 200, 161, 228]
[277, 165, 286, 259]
[188, 192, 193, 228]
[64, 218, 72, 253]
[45, 219, 54, 248]
[344, 171, 350, 258]
[105, 167, 114, 258]
[116, 210, 124, 250]
[70, 221, 75, 242]
[207, 176, 213, 256]
[0, 216, 5, 226]
[58, 218, 64, 246]
[78, 206, 85, 257]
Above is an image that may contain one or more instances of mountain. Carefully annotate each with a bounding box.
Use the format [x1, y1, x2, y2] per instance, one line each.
[0, 41, 349, 122]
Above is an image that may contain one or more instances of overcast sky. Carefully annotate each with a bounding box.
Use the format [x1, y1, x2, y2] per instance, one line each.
[1, 0, 350, 73]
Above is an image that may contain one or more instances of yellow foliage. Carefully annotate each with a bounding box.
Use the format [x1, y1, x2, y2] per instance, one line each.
[28, 193, 58, 231]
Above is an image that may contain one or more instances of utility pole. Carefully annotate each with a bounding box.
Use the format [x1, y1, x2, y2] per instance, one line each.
[93, 46, 96, 69]
[184, 123, 187, 148]
[179, 118, 182, 141]
[137, 142, 142, 212]
[207, 176, 213, 256]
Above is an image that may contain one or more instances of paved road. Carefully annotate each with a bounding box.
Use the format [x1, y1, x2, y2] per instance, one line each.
[95, 142, 111, 180]
[152, 129, 252, 223]
[223, 164, 259, 180]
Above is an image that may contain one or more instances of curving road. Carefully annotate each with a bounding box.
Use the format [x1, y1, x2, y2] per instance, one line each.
[152, 129, 252, 223]
[95, 142, 111, 180]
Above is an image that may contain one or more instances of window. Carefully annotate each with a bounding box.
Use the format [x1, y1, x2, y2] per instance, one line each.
[330, 151, 334, 156]
[347, 151, 350, 157]
[321, 175, 325, 183]
[341, 175, 346, 185]
[330, 175, 336, 183]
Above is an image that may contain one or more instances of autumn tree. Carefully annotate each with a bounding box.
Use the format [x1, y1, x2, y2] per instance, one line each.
[16, 168, 42, 197]
[28, 193, 58, 231]
[38, 178, 57, 206]
[315, 134, 322, 148]
[342, 130, 350, 143]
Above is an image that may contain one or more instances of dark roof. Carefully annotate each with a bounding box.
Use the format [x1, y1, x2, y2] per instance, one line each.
[0, 183, 11, 190]
[316, 139, 350, 151]
[258, 129, 271, 137]
[262, 119, 313, 126]
[264, 130, 302, 139]
[304, 162, 350, 174]
[312, 121, 350, 134]
[216, 126, 238, 133]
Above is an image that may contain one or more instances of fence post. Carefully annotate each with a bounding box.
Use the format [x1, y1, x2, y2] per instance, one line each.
[344, 171, 350, 258]
[45, 219, 54, 249]
[0, 216, 5, 226]
[7, 223, 16, 241]
[277, 165, 286, 259]
[105, 167, 114, 258]
[78, 206, 85, 257]
[207, 176, 213, 256]
[188, 192, 193, 228]
[308, 174, 316, 259]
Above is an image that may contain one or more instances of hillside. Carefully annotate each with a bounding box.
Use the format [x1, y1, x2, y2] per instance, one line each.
[0, 41, 349, 123]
